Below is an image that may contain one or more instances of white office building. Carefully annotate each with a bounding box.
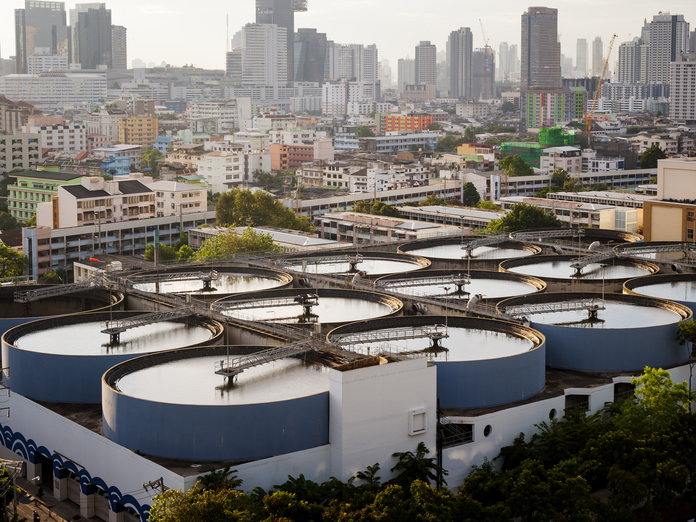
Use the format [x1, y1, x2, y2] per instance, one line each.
[23, 121, 87, 155]
[325, 43, 379, 98]
[241, 23, 288, 97]
[670, 60, 696, 123]
[647, 13, 690, 83]
[0, 72, 107, 109]
[85, 108, 128, 143]
[27, 47, 68, 74]
[185, 98, 253, 133]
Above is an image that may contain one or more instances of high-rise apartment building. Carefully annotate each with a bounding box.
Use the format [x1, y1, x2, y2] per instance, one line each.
[647, 13, 690, 83]
[591, 37, 603, 76]
[576, 39, 587, 76]
[294, 28, 327, 83]
[415, 41, 437, 86]
[118, 115, 158, 148]
[256, 0, 294, 84]
[70, 3, 112, 69]
[472, 48, 495, 99]
[449, 28, 473, 99]
[27, 47, 67, 74]
[111, 25, 127, 70]
[670, 59, 696, 123]
[226, 48, 243, 83]
[325, 43, 379, 98]
[15, 1, 69, 74]
[397, 58, 415, 93]
[617, 38, 643, 83]
[241, 23, 288, 95]
[521, 7, 561, 89]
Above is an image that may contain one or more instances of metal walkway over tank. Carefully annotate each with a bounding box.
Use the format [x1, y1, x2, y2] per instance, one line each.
[212, 294, 319, 313]
[13, 275, 111, 303]
[214, 340, 316, 378]
[101, 306, 196, 343]
[501, 299, 606, 317]
[377, 274, 471, 291]
[511, 229, 586, 242]
[333, 325, 450, 347]
[278, 254, 363, 270]
[616, 243, 696, 258]
[460, 234, 509, 255]
[125, 270, 218, 285]
[569, 250, 617, 271]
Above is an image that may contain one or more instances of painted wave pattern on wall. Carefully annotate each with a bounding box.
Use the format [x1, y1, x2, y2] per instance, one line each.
[0, 425, 152, 521]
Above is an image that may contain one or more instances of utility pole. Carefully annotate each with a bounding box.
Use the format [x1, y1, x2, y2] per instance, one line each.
[143, 477, 168, 495]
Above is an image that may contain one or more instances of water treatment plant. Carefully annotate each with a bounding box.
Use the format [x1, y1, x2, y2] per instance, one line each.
[2, 229, 696, 521]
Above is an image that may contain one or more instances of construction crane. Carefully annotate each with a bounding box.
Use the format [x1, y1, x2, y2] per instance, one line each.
[479, 19, 491, 99]
[581, 34, 617, 136]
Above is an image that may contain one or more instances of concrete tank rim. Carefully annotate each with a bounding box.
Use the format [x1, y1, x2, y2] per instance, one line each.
[2, 310, 224, 357]
[512, 227, 644, 244]
[325, 315, 546, 363]
[102, 344, 331, 407]
[496, 291, 692, 329]
[624, 272, 696, 295]
[275, 250, 432, 269]
[0, 287, 125, 315]
[499, 254, 660, 282]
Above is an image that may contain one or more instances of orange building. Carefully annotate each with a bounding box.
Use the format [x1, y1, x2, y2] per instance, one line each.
[384, 114, 434, 133]
[270, 144, 314, 172]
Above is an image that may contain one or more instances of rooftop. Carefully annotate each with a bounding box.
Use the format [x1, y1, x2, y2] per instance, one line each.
[402, 205, 505, 220]
[9, 170, 84, 181]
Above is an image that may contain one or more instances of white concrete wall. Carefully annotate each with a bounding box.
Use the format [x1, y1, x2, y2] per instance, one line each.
[658, 158, 696, 200]
[329, 358, 437, 483]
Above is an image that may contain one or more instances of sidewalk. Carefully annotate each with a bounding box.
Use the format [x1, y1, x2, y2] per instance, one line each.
[13, 477, 81, 522]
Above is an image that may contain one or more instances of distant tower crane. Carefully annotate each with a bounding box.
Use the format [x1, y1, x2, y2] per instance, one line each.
[581, 34, 617, 141]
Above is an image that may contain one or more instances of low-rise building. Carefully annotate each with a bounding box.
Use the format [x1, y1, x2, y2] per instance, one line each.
[196, 150, 271, 193]
[93, 144, 143, 170]
[85, 108, 127, 143]
[149, 180, 207, 218]
[270, 144, 314, 171]
[643, 158, 696, 241]
[540, 146, 583, 174]
[0, 133, 42, 174]
[334, 133, 438, 154]
[8, 170, 86, 222]
[23, 117, 87, 155]
[456, 102, 492, 118]
[384, 114, 434, 133]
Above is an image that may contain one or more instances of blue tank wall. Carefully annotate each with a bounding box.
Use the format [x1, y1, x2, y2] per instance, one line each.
[1, 341, 166, 404]
[434, 340, 546, 409]
[102, 385, 330, 461]
[532, 322, 690, 372]
[0, 318, 45, 346]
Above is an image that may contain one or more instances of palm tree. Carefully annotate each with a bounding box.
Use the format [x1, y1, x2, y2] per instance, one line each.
[389, 442, 448, 488]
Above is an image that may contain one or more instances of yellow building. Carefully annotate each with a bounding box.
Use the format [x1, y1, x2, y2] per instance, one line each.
[118, 115, 159, 148]
[643, 158, 696, 241]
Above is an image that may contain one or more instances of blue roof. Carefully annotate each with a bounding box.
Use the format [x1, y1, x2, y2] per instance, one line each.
[182, 175, 204, 180]
[154, 137, 174, 142]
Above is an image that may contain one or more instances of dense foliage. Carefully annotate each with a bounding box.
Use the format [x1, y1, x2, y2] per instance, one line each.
[149, 369, 696, 522]
[0, 244, 27, 279]
[193, 227, 281, 261]
[355, 126, 375, 138]
[640, 144, 667, 169]
[216, 188, 312, 232]
[461, 182, 481, 207]
[352, 200, 402, 217]
[498, 155, 534, 177]
[486, 203, 562, 233]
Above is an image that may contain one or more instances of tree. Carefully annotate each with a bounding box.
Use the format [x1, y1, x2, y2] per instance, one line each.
[142, 147, 164, 175]
[144, 244, 177, 262]
[626, 126, 642, 135]
[173, 233, 188, 251]
[498, 155, 534, 177]
[177, 245, 194, 260]
[0, 212, 20, 231]
[352, 200, 402, 218]
[535, 186, 562, 198]
[461, 182, 480, 207]
[420, 194, 442, 207]
[463, 126, 483, 143]
[389, 442, 448, 488]
[355, 126, 375, 138]
[551, 168, 569, 188]
[194, 227, 282, 261]
[501, 101, 515, 113]
[427, 122, 443, 131]
[486, 203, 562, 233]
[640, 144, 667, 169]
[198, 467, 243, 492]
[436, 135, 465, 152]
[24, 215, 36, 227]
[0, 244, 27, 279]
[477, 200, 500, 210]
[40, 270, 62, 284]
[215, 188, 312, 232]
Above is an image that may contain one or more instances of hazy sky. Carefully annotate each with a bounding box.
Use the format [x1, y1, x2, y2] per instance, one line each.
[1, 0, 695, 73]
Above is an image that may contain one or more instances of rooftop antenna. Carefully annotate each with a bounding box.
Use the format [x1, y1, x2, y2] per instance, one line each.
[226, 14, 229, 53]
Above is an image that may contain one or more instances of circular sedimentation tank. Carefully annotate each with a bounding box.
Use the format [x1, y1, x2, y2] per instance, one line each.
[127, 266, 292, 296]
[497, 292, 691, 372]
[102, 346, 330, 461]
[374, 270, 546, 303]
[625, 273, 696, 314]
[0, 285, 125, 337]
[327, 316, 545, 409]
[213, 288, 402, 326]
[278, 252, 429, 276]
[500, 255, 658, 283]
[2, 311, 223, 404]
[398, 236, 540, 261]
[614, 241, 696, 265]
[510, 228, 644, 248]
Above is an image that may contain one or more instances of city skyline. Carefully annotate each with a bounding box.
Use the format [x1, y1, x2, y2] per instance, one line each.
[0, 0, 695, 73]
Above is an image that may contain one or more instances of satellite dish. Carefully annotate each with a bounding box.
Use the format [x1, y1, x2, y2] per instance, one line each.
[672, 263, 684, 274]
[553, 245, 564, 255]
[588, 241, 601, 252]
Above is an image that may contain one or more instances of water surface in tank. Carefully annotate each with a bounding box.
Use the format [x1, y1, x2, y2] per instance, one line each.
[220, 297, 394, 323]
[408, 244, 532, 260]
[286, 258, 420, 275]
[385, 277, 537, 300]
[507, 260, 650, 280]
[528, 301, 678, 328]
[132, 274, 285, 294]
[631, 281, 696, 303]
[14, 321, 212, 356]
[116, 356, 330, 405]
[341, 327, 534, 361]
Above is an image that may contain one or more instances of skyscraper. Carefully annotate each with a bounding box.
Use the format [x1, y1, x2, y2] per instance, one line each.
[294, 28, 327, 82]
[449, 28, 473, 99]
[472, 48, 495, 99]
[647, 13, 690, 83]
[415, 41, 437, 86]
[111, 25, 127, 70]
[397, 57, 415, 93]
[617, 38, 642, 83]
[324, 43, 379, 97]
[521, 6, 561, 89]
[256, 0, 294, 84]
[576, 39, 587, 76]
[241, 23, 288, 94]
[591, 37, 603, 77]
[15, 1, 69, 73]
[71, 3, 112, 69]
